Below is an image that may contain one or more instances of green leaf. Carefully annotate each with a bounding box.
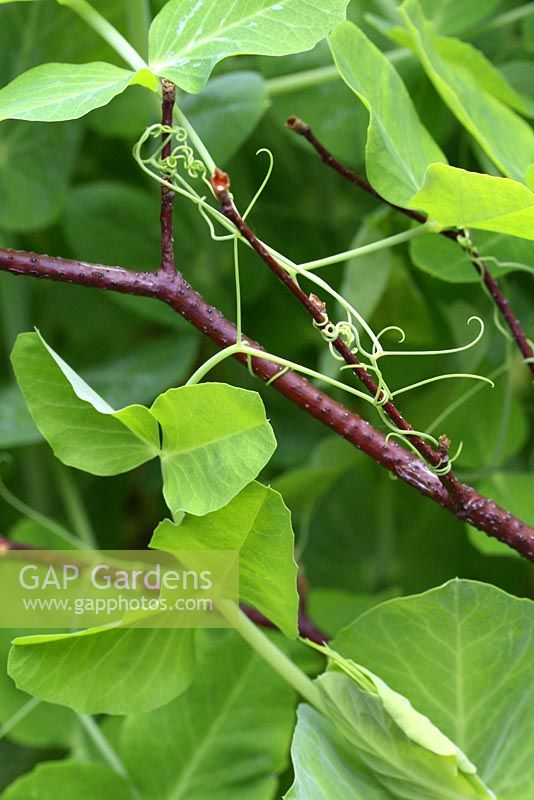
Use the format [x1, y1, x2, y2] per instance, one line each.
[11, 331, 159, 475]
[316, 670, 493, 798]
[467, 473, 534, 558]
[121, 635, 295, 800]
[183, 71, 269, 164]
[410, 228, 534, 283]
[0, 335, 197, 448]
[286, 705, 394, 799]
[8, 627, 195, 715]
[11, 333, 274, 516]
[433, 37, 534, 118]
[409, 164, 534, 240]
[416, 0, 500, 35]
[0, 762, 133, 800]
[0, 629, 77, 749]
[333, 580, 534, 800]
[151, 384, 276, 516]
[0, 121, 80, 232]
[149, 0, 350, 93]
[400, 0, 534, 182]
[151, 482, 299, 637]
[328, 21, 446, 206]
[0, 62, 136, 122]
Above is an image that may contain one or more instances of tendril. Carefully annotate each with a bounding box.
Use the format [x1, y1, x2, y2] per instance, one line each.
[134, 125, 494, 477]
[243, 149, 274, 221]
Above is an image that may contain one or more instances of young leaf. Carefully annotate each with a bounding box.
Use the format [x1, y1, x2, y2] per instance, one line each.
[409, 164, 534, 240]
[400, 0, 534, 182]
[286, 705, 395, 799]
[148, 0, 350, 93]
[8, 627, 195, 715]
[333, 580, 534, 800]
[328, 21, 446, 206]
[11, 331, 160, 475]
[151, 482, 299, 637]
[0, 63, 138, 122]
[316, 671, 494, 798]
[0, 762, 133, 800]
[314, 643, 478, 777]
[151, 384, 276, 516]
[121, 635, 295, 800]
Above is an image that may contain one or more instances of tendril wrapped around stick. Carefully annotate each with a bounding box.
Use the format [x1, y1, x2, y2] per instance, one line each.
[134, 124, 494, 475]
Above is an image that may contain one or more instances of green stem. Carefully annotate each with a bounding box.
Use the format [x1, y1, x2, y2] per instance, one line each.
[79, 715, 135, 787]
[265, 49, 407, 96]
[186, 344, 242, 386]
[125, 0, 151, 61]
[54, 463, 97, 548]
[266, 65, 339, 96]
[57, 0, 147, 71]
[299, 227, 426, 271]
[218, 601, 325, 712]
[0, 697, 41, 742]
[0, 473, 84, 550]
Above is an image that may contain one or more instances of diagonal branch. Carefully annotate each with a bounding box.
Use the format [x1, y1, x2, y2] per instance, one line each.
[210, 168, 466, 501]
[0, 246, 533, 560]
[287, 116, 534, 379]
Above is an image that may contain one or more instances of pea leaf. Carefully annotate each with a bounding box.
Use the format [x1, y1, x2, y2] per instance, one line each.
[148, 0, 350, 93]
[11, 331, 160, 475]
[286, 705, 395, 799]
[399, 0, 534, 182]
[0, 762, 133, 800]
[0, 335, 197, 448]
[434, 36, 534, 118]
[11, 333, 275, 515]
[8, 627, 195, 715]
[151, 482, 299, 637]
[328, 21, 446, 206]
[151, 384, 276, 516]
[0, 62, 140, 122]
[410, 228, 534, 283]
[121, 635, 295, 800]
[409, 164, 534, 240]
[315, 670, 493, 798]
[334, 580, 534, 800]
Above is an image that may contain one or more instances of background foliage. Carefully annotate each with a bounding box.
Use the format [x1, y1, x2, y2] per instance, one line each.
[0, 0, 533, 796]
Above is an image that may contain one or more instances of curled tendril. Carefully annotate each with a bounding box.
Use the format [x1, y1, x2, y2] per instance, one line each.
[243, 149, 274, 221]
[137, 123, 208, 183]
[134, 125, 494, 477]
[376, 317, 486, 359]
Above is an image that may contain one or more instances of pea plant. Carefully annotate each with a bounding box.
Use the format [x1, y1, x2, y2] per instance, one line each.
[0, 0, 533, 798]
